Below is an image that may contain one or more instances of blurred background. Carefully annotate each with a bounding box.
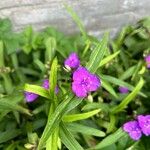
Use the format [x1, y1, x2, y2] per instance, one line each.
[0, 0, 150, 37]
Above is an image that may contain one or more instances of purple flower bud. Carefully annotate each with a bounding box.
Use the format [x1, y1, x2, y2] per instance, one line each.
[25, 79, 59, 103]
[24, 92, 39, 103]
[64, 52, 80, 69]
[119, 86, 129, 94]
[123, 120, 142, 141]
[42, 79, 59, 94]
[72, 67, 101, 98]
[145, 55, 150, 69]
[137, 115, 150, 136]
[42, 79, 49, 89]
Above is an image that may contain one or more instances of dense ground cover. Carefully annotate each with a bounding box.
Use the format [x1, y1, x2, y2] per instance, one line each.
[0, 6, 150, 150]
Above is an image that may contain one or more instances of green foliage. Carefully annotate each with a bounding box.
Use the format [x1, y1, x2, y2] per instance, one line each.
[0, 9, 150, 150]
[63, 109, 100, 122]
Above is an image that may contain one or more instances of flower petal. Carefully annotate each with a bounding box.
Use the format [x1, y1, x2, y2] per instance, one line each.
[129, 130, 142, 141]
[72, 82, 87, 98]
[138, 115, 150, 136]
[25, 92, 39, 102]
[42, 79, 49, 89]
[64, 52, 80, 69]
[87, 74, 101, 91]
[73, 67, 89, 82]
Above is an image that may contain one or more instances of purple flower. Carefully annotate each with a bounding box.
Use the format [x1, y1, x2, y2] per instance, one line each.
[24, 92, 39, 103]
[119, 86, 128, 94]
[72, 67, 101, 98]
[123, 120, 142, 141]
[145, 55, 150, 69]
[64, 52, 80, 69]
[137, 115, 150, 136]
[42, 79, 59, 93]
[25, 79, 59, 102]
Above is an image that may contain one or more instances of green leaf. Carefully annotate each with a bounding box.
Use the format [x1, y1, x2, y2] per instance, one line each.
[22, 26, 33, 54]
[0, 41, 4, 67]
[0, 18, 12, 33]
[101, 78, 118, 98]
[46, 127, 59, 150]
[82, 102, 109, 112]
[46, 58, 59, 150]
[24, 84, 50, 99]
[131, 60, 143, 80]
[115, 26, 130, 49]
[0, 94, 31, 115]
[67, 123, 105, 137]
[100, 74, 146, 97]
[4, 37, 20, 54]
[49, 58, 58, 102]
[34, 59, 46, 72]
[5, 142, 17, 150]
[91, 128, 126, 150]
[119, 65, 136, 80]
[64, 4, 87, 40]
[111, 78, 144, 114]
[0, 98, 31, 116]
[86, 32, 109, 73]
[0, 129, 21, 144]
[99, 51, 120, 67]
[60, 122, 84, 150]
[45, 37, 56, 62]
[37, 94, 74, 149]
[63, 109, 100, 122]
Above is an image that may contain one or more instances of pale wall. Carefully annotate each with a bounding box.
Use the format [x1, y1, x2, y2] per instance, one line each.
[0, 0, 150, 37]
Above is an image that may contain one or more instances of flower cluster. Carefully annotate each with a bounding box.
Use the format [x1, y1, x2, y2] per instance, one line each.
[25, 79, 58, 102]
[64, 53, 101, 98]
[123, 115, 150, 141]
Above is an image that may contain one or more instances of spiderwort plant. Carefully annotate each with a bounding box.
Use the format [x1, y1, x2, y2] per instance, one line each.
[1, 14, 150, 150]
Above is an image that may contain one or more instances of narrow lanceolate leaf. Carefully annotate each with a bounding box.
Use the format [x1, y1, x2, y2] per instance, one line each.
[99, 51, 120, 67]
[0, 41, 4, 67]
[82, 102, 109, 112]
[100, 74, 146, 97]
[37, 94, 74, 149]
[64, 4, 87, 40]
[0, 100, 31, 115]
[38, 94, 83, 149]
[24, 84, 50, 99]
[46, 58, 58, 150]
[101, 79, 118, 98]
[45, 37, 56, 63]
[49, 58, 58, 101]
[60, 122, 84, 150]
[0, 129, 21, 144]
[91, 128, 126, 150]
[111, 78, 144, 114]
[119, 65, 136, 80]
[63, 109, 100, 122]
[86, 32, 109, 73]
[46, 127, 59, 150]
[67, 123, 105, 137]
